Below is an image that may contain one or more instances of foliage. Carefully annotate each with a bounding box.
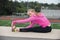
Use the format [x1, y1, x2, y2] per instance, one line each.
[0, 0, 60, 15]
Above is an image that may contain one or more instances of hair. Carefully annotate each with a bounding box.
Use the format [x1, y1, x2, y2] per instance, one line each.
[34, 6, 41, 13]
[27, 9, 40, 16]
[27, 9, 35, 12]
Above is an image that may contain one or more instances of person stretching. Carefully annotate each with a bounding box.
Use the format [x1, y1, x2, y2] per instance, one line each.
[11, 9, 52, 33]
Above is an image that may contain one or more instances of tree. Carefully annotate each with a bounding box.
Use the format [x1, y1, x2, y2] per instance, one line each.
[0, 0, 9, 15]
[0, 1, 42, 15]
[57, 3, 60, 7]
[0, 0, 17, 16]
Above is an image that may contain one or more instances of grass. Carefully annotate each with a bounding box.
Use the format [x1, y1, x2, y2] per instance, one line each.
[0, 20, 11, 26]
[0, 20, 30, 27]
[51, 23, 60, 29]
[0, 20, 60, 29]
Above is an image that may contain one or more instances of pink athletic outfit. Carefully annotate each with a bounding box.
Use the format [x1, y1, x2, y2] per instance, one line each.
[12, 12, 51, 28]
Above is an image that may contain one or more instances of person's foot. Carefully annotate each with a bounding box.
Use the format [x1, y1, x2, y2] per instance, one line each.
[11, 26, 16, 32]
[12, 28, 19, 32]
[12, 28, 15, 32]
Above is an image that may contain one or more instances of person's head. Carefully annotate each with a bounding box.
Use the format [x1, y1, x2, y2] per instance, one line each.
[27, 8, 41, 16]
[34, 6, 41, 13]
[27, 9, 35, 16]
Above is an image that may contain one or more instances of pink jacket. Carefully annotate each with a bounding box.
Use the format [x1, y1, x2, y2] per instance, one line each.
[12, 12, 51, 28]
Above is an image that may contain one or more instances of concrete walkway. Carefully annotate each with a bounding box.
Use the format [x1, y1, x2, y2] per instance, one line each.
[0, 26, 60, 39]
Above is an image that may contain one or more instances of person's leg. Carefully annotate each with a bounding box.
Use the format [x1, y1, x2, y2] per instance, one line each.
[19, 27, 44, 32]
[32, 26, 52, 33]
[37, 26, 52, 33]
[19, 26, 52, 33]
[43, 26, 52, 32]
[29, 27, 44, 32]
[28, 26, 52, 33]
[19, 27, 42, 32]
[19, 28, 33, 32]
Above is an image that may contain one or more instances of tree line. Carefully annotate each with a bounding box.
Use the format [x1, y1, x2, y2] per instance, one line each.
[0, 0, 60, 16]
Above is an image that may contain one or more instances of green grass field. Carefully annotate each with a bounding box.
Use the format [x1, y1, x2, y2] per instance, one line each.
[0, 20, 60, 29]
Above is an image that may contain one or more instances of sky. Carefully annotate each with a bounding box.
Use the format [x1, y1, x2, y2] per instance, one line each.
[12, 0, 60, 4]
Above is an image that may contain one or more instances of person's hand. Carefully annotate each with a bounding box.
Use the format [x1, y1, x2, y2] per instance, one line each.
[15, 28, 19, 32]
[12, 26, 16, 32]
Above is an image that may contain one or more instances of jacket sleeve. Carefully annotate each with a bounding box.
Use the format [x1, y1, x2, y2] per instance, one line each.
[26, 21, 35, 28]
[12, 17, 35, 25]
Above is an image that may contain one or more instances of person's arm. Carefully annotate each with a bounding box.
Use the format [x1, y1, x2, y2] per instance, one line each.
[26, 21, 35, 28]
[12, 17, 35, 26]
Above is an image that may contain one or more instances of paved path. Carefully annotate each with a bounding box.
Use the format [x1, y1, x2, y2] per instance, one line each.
[0, 36, 59, 40]
[0, 26, 60, 40]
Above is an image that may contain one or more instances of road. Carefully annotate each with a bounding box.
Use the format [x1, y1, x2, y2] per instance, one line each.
[0, 26, 60, 40]
[0, 36, 59, 40]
